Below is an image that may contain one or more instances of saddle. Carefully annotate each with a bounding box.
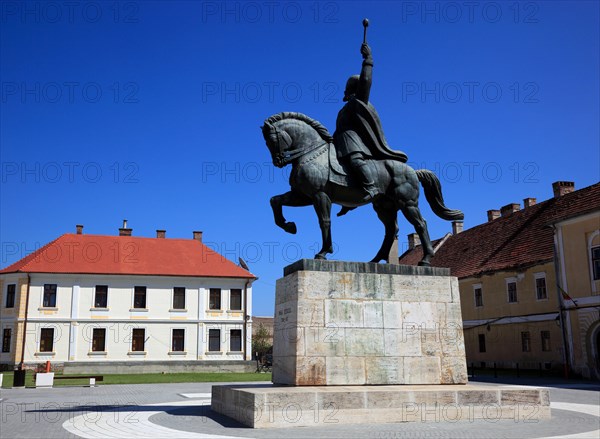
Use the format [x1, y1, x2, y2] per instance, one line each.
[328, 143, 353, 186]
[328, 143, 379, 188]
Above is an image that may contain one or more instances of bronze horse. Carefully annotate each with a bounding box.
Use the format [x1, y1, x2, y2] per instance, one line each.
[262, 112, 463, 266]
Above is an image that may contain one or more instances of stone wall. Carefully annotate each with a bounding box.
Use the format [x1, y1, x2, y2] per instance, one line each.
[62, 360, 255, 375]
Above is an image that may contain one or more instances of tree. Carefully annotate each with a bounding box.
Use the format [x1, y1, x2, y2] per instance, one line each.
[252, 323, 272, 360]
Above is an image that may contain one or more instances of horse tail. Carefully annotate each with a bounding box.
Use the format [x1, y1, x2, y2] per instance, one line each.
[415, 169, 465, 221]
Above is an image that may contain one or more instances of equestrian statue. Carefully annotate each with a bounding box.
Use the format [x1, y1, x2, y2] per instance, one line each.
[262, 19, 463, 266]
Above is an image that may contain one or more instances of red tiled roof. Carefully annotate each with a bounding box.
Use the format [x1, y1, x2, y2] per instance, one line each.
[0, 234, 255, 279]
[398, 182, 600, 278]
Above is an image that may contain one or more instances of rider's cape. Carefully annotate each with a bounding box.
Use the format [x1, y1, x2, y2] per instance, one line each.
[349, 97, 408, 163]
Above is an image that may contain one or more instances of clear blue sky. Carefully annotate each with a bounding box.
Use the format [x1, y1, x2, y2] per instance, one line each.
[1, 1, 598, 316]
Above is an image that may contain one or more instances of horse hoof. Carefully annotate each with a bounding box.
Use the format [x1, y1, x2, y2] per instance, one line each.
[418, 260, 431, 267]
[284, 222, 297, 234]
[314, 254, 327, 260]
[370, 253, 385, 263]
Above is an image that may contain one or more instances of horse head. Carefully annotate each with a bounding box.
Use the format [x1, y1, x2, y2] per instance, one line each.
[261, 120, 293, 168]
[262, 112, 333, 168]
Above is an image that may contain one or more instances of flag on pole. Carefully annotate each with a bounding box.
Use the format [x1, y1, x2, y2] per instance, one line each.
[558, 284, 578, 307]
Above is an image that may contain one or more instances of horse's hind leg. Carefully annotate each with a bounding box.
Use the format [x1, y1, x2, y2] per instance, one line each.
[270, 191, 312, 234]
[370, 200, 399, 263]
[313, 191, 333, 259]
[401, 203, 434, 266]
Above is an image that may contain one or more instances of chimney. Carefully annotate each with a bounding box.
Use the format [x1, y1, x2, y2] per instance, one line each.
[156, 229, 166, 238]
[119, 219, 132, 236]
[523, 197, 537, 208]
[407, 233, 420, 250]
[76, 224, 83, 235]
[452, 221, 464, 234]
[387, 235, 399, 264]
[500, 203, 520, 217]
[487, 209, 501, 222]
[552, 181, 575, 198]
[193, 231, 203, 242]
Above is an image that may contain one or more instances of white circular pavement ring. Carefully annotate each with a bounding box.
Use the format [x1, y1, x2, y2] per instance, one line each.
[62, 399, 600, 439]
[62, 398, 242, 439]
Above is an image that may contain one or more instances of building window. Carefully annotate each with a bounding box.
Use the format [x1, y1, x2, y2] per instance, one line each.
[541, 330, 551, 352]
[43, 284, 57, 307]
[230, 329, 242, 352]
[2, 328, 11, 352]
[521, 331, 531, 352]
[131, 328, 145, 351]
[133, 286, 146, 309]
[92, 328, 106, 352]
[94, 285, 108, 308]
[209, 329, 221, 351]
[507, 280, 518, 303]
[535, 276, 547, 300]
[173, 287, 186, 310]
[5, 284, 16, 308]
[40, 328, 54, 352]
[172, 329, 185, 352]
[209, 288, 221, 310]
[592, 246, 600, 280]
[478, 334, 486, 353]
[230, 289, 242, 310]
[474, 286, 483, 307]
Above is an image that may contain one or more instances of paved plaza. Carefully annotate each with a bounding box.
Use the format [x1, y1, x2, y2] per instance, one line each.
[0, 378, 598, 439]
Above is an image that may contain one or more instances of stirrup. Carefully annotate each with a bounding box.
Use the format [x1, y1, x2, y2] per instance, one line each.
[364, 184, 377, 199]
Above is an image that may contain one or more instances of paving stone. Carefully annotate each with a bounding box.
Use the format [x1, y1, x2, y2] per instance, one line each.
[4, 380, 596, 438]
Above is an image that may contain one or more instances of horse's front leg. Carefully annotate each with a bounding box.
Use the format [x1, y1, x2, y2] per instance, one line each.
[313, 191, 333, 259]
[270, 191, 312, 234]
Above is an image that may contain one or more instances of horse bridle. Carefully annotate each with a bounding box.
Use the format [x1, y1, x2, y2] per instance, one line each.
[270, 124, 328, 168]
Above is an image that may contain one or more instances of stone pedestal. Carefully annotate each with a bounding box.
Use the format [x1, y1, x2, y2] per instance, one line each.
[211, 260, 551, 428]
[212, 384, 550, 428]
[272, 259, 467, 385]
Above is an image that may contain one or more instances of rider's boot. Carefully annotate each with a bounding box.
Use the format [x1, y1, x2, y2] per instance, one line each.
[353, 160, 377, 202]
[337, 206, 356, 217]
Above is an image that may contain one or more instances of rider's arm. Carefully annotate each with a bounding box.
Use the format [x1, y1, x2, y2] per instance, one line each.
[356, 43, 373, 103]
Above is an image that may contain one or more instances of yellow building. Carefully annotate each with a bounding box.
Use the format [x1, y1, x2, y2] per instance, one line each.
[399, 181, 600, 379]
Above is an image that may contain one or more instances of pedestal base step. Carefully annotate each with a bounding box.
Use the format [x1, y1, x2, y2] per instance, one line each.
[211, 383, 550, 428]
